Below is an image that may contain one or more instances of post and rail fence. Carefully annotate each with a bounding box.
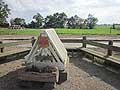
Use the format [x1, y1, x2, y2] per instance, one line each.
[61, 36, 120, 56]
[0, 36, 120, 67]
[0, 37, 120, 56]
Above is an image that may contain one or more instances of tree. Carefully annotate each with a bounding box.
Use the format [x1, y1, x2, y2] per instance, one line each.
[67, 15, 84, 29]
[28, 21, 37, 28]
[33, 13, 44, 28]
[67, 16, 76, 29]
[44, 15, 56, 28]
[113, 24, 115, 29]
[0, 0, 10, 24]
[44, 12, 67, 28]
[10, 18, 26, 26]
[53, 12, 67, 28]
[83, 19, 88, 29]
[86, 14, 98, 29]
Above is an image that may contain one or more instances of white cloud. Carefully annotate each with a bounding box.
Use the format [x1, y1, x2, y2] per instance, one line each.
[4, 0, 120, 24]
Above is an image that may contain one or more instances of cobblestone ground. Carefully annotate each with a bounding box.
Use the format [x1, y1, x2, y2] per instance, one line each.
[0, 57, 120, 90]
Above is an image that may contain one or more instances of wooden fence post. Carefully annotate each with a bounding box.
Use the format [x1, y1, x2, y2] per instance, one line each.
[107, 40, 113, 56]
[31, 37, 36, 46]
[0, 41, 4, 53]
[82, 36, 86, 48]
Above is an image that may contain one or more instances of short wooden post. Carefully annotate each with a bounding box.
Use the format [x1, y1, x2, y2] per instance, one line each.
[31, 37, 36, 46]
[107, 40, 113, 56]
[82, 36, 86, 48]
[72, 50, 74, 57]
[0, 41, 4, 53]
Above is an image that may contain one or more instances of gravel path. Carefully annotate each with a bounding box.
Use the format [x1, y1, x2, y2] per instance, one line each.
[55, 57, 120, 90]
[0, 57, 120, 90]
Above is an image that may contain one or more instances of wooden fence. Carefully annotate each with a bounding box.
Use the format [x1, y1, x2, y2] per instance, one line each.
[1, 37, 120, 56]
[1, 37, 120, 55]
[0, 37, 120, 65]
[0, 40, 31, 48]
[61, 36, 120, 56]
[61, 36, 120, 69]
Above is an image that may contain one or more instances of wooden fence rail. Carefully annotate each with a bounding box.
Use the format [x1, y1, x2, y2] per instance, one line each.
[0, 37, 120, 56]
[61, 37, 120, 56]
[0, 40, 31, 48]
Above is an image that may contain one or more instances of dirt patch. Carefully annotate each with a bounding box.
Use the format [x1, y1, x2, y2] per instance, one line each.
[0, 57, 120, 90]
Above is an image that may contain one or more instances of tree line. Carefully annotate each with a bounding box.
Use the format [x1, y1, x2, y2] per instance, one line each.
[10, 13, 98, 29]
[0, 0, 98, 29]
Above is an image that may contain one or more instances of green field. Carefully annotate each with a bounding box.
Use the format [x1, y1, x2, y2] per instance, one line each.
[0, 26, 120, 35]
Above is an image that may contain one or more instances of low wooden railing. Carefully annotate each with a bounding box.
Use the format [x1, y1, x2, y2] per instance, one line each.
[1, 37, 120, 56]
[61, 36, 120, 57]
[0, 40, 31, 48]
[0, 37, 120, 68]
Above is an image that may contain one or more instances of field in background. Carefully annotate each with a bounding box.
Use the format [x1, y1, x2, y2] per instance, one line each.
[0, 28, 41, 35]
[56, 26, 120, 35]
[0, 26, 120, 35]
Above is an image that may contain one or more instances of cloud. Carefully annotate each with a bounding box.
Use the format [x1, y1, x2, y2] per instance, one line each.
[4, 0, 120, 24]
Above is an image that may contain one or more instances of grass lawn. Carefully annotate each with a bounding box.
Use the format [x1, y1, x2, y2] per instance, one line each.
[56, 26, 120, 35]
[0, 26, 120, 35]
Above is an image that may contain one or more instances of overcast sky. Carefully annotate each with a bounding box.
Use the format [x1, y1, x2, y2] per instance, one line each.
[4, 0, 120, 24]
